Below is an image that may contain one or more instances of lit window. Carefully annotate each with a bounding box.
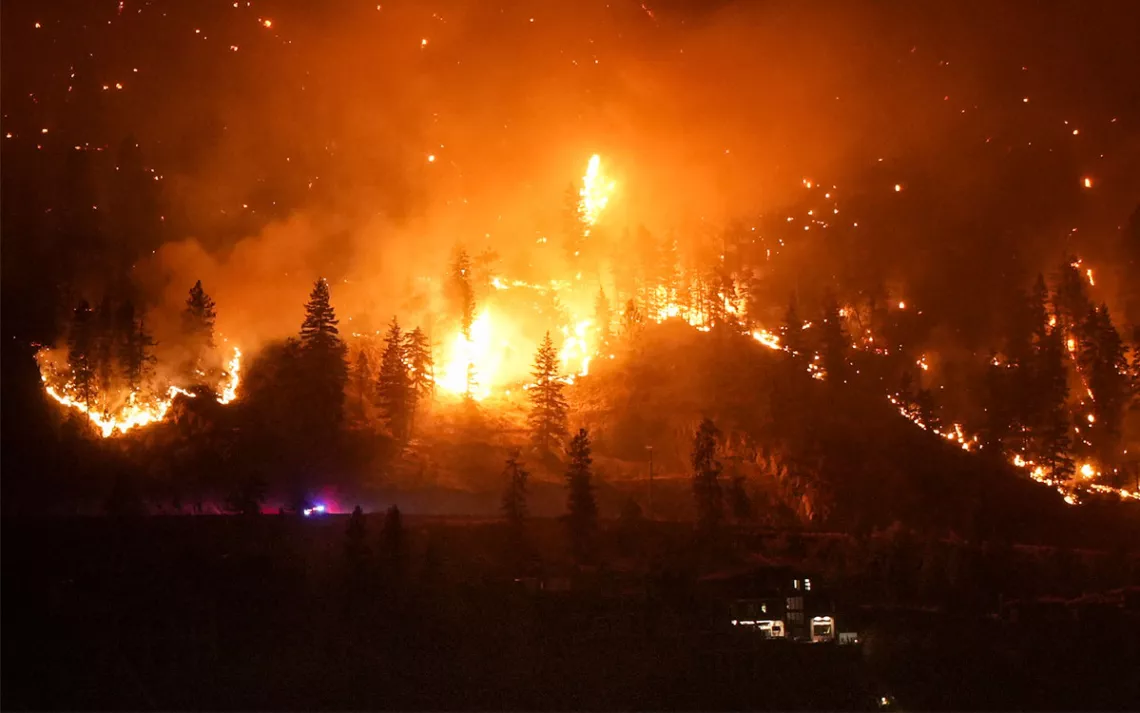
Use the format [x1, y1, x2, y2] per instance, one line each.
[804, 578, 812, 591]
[794, 579, 800, 589]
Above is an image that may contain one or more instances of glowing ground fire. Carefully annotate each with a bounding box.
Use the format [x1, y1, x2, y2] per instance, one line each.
[40, 346, 243, 437]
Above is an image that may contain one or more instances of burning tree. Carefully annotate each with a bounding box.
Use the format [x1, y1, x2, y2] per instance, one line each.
[1031, 324, 1074, 480]
[528, 332, 569, 457]
[691, 418, 724, 533]
[1078, 304, 1130, 466]
[377, 316, 412, 441]
[564, 428, 597, 563]
[447, 247, 477, 399]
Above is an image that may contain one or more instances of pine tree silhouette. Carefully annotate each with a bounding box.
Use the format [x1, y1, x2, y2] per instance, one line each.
[182, 280, 217, 380]
[377, 316, 411, 440]
[564, 428, 598, 563]
[501, 450, 530, 531]
[299, 278, 348, 431]
[404, 326, 434, 431]
[691, 418, 724, 533]
[117, 300, 157, 393]
[528, 332, 569, 456]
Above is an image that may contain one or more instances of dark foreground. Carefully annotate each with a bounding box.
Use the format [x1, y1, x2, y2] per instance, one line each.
[3, 515, 1137, 710]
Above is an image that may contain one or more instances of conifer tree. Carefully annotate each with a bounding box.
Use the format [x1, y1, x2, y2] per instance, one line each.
[1054, 257, 1090, 333]
[528, 332, 569, 456]
[501, 450, 530, 533]
[182, 280, 217, 378]
[564, 428, 598, 563]
[299, 278, 348, 430]
[349, 348, 375, 422]
[404, 327, 434, 404]
[1033, 327, 1074, 480]
[1079, 305, 1130, 465]
[377, 317, 412, 440]
[67, 299, 97, 413]
[117, 300, 157, 393]
[691, 418, 724, 533]
[449, 247, 476, 339]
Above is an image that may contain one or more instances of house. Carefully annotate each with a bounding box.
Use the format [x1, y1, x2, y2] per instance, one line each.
[698, 563, 844, 642]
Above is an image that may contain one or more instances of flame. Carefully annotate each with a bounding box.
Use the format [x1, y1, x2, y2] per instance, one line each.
[579, 154, 615, 229]
[751, 329, 782, 351]
[218, 347, 242, 404]
[558, 318, 594, 377]
[38, 345, 242, 437]
[1085, 268, 1094, 286]
[43, 382, 191, 438]
[437, 309, 500, 401]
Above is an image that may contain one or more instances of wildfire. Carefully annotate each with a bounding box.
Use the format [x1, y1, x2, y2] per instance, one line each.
[219, 347, 242, 404]
[39, 345, 243, 437]
[43, 383, 190, 438]
[558, 318, 594, 377]
[579, 154, 615, 229]
[751, 329, 782, 351]
[437, 309, 499, 401]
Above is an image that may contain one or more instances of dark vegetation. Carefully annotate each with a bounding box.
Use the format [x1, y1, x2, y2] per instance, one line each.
[3, 513, 1137, 710]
